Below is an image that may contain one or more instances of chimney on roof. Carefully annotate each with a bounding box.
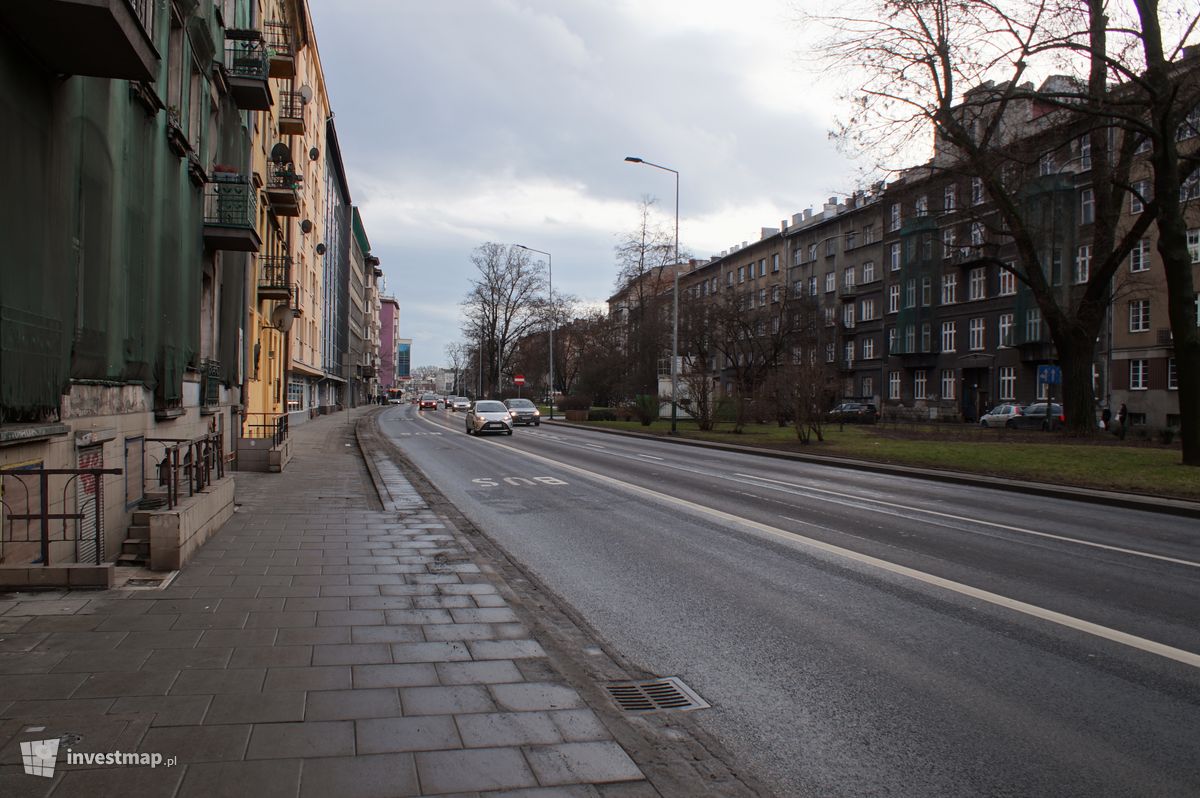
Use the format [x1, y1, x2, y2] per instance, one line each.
[760, 227, 779, 240]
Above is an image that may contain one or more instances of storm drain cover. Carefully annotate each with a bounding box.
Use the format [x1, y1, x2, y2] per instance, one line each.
[606, 677, 710, 712]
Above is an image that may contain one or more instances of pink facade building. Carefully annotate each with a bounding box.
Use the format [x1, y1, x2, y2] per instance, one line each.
[379, 297, 399, 390]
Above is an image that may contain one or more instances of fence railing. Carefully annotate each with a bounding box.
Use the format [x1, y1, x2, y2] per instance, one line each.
[0, 466, 122, 566]
[242, 412, 289, 448]
[144, 432, 226, 511]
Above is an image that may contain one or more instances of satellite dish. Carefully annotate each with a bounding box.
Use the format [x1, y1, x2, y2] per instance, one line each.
[315, 242, 327, 255]
[299, 85, 313, 104]
[270, 142, 292, 164]
[309, 147, 319, 161]
[300, 219, 313, 234]
[270, 303, 295, 333]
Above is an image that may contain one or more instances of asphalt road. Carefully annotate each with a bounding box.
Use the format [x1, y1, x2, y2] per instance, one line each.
[378, 404, 1200, 798]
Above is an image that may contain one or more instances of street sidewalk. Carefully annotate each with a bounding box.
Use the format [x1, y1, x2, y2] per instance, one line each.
[0, 407, 657, 797]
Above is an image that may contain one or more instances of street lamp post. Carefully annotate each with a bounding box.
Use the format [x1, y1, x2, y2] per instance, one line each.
[514, 244, 554, 420]
[624, 156, 680, 434]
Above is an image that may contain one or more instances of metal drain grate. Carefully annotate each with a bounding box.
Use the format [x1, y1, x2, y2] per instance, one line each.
[606, 677, 710, 712]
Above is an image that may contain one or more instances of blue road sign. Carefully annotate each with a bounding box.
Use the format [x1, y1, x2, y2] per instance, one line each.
[1037, 365, 1062, 385]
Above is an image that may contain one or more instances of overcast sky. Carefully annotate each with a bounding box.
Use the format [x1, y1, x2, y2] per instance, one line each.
[308, 0, 867, 368]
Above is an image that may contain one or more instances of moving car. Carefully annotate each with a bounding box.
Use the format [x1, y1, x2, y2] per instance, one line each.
[828, 402, 878, 424]
[418, 392, 439, 410]
[979, 404, 1023, 428]
[465, 400, 514, 435]
[1006, 402, 1065, 430]
[451, 396, 471, 412]
[503, 397, 540, 426]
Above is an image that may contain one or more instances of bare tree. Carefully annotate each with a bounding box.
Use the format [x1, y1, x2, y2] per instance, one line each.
[677, 297, 719, 430]
[461, 243, 547, 398]
[444, 342, 468, 395]
[817, 0, 1199, 461]
[612, 197, 690, 400]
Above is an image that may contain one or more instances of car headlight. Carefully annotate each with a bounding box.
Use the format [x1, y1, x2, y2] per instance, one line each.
[510, 410, 518, 417]
[532, 410, 540, 416]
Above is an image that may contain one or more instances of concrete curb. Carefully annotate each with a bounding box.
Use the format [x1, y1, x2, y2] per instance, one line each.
[543, 419, 1200, 519]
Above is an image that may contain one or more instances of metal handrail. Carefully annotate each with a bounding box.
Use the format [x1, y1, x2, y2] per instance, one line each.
[145, 432, 225, 510]
[242, 412, 289, 447]
[260, 255, 292, 291]
[0, 466, 122, 566]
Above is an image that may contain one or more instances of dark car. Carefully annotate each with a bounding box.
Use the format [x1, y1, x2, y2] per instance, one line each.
[1006, 402, 1064, 430]
[828, 402, 878, 424]
[418, 392, 439, 410]
[503, 398, 540, 426]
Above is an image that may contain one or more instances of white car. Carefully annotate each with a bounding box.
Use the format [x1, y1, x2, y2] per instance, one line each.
[451, 396, 471, 412]
[465, 400, 514, 435]
[979, 403, 1024, 428]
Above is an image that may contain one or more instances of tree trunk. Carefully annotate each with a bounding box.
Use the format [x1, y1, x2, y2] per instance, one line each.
[1055, 331, 1098, 435]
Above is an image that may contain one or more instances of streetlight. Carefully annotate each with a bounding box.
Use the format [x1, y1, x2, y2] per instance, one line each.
[624, 156, 680, 434]
[513, 244, 554, 420]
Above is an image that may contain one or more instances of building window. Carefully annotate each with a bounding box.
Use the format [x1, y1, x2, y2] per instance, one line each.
[861, 298, 876, 321]
[772, 285, 780, 303]
[942, 227, 956, 258]
[759, 287, 767, 306]
[970, 222, 984, 246]
[915, 195, 928, 216]
[844, 266, 856, 288]
[287, 379, 304, 411]
[944, 184, 956, 211]
[1182, 170, 1200, 201]
[921, 322, 932, 352]
[941, 369, 956, 400]
[808, 276, 818, 296]
[1188, 229, 1200, 263]
[999, 366, 1016, 400]
[1080, 187, 1095, 223]
[1078, 134, 1092, 169]
[844, 341, 855, 364]
[969, 317, 986, 350]
[862, 261, 875, 283]
[738, 266, 745, 283]
[905, 324, 915, 353]
[888, 284, 900, 313]
[1129, 299, 1151, 332]
[825, 272, 836, 293]
[889, 370, 901, 399]
[890, 203, 901, 231]
[1168, 358, 1177, 390]
[808, 243, 818, 262]
[864, 224, 876, 244]
[1074, 245, 1091, 283]
[1130, 238, 1151, 272]
[914, 370, 928, 399]
[1026, 308, 1042, 341]
[1039, 152, 1055, 176]
[843, 303, 855, 328]
[889, 243, 902, 273]
[825, 342, 836, 362]
[999, 265, 1017, 295]
[887, 326, 897, 354]
[760, 258, 768, 277]
[826, 238, 837, 257]
[941, 321, 957, 353]
[971, 176, 985, 205]
[942, 273, 957, 304]
[772, 253, 780, 272]
[905, 279, 916, 309]
[999, 313, 1014, 347]
[1131, 180, 1149, 213]
[727, 271, 733, 286]
[862, 375, 874, 397]
[846, 231, 857, 250]
[863, 338, 875, 359]
[921, 277, 932, 306]
[968, 267, 986, 301]
[1130, 359, 1149, 390]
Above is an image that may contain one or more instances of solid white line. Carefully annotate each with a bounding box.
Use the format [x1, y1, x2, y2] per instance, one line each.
[736, 473, 1200, 569]
[483, 440, 1200, 670]
[638, 454, 665, 461]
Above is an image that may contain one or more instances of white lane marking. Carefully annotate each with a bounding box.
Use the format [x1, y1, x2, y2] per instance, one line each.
[737, 473, 1200, 570]
[483, 439, 1200, 670]
[584, 443, 606, 450]
[638, 454, 665, 461]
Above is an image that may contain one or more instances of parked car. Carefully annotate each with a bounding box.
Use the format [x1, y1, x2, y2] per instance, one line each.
[418, 392, 439, 410]
[1006, 402, 1065, 430]
[465, 400, 514, 435]
[828, 402, 878, 424]
[503, 398, 540, 426]
[979, 404, 1024, 428]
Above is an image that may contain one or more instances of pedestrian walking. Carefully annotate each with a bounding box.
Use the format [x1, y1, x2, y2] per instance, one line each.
[1101, 405, 1111, 431]
[1118, 402, 1128, 440]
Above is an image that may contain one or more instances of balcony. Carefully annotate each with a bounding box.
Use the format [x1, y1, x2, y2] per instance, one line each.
[263, 20, 295, 79]
[224, 32, 272, 111]
[896, 350, 939, 369]
[200, 358, 221, 409]
[258, 256, 293, 302]
[278, 90, 305, 136]
[839, 285, 858, 302]
[1016, 340, 1056, 363]
[0, 0, 159, 82]
[264, 162, 302, 216]
[202, 175, 262, 253]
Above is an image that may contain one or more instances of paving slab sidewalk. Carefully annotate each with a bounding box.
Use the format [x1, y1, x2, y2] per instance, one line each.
[0, 407, 654, 797]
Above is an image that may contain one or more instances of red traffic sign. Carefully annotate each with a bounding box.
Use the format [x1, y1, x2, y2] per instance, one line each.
[513, 375, 525, 386]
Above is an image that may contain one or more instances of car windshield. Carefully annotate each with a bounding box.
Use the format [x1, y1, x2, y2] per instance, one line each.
[421, 394, 436, 400]
[506, 399, 535, 408]
[474, 401, 507, 413]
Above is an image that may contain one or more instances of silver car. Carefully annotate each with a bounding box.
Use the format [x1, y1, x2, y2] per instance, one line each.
[979, 403, 1024, 428]
[465, 400, 514, 435]
[451, 396, 471, 412]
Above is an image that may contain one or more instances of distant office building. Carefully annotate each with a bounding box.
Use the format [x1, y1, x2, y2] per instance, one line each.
[396, 338, 412, 388]
[380, 297, 400, 390]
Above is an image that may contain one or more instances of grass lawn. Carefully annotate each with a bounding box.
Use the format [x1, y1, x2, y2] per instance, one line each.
[568, 418, 1200, 502]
